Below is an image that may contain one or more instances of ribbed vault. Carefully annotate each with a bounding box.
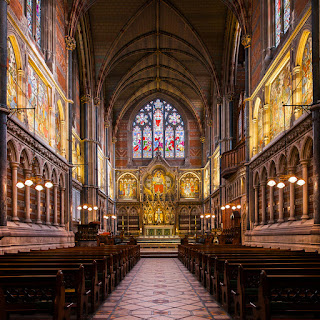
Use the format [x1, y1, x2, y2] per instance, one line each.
[69, 0, 250, 135]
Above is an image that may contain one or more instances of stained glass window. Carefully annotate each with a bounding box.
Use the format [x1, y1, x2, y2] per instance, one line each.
[283, 0, 290, 34]
[132, 99, 185, 159]
[275, 0, 281, 47]
[26, 0, 42, 47]
[7, 39, 18, 110]
[302, 35, 313, 106]
[26, 0, 33, 35]
[35, 0, 41, 47]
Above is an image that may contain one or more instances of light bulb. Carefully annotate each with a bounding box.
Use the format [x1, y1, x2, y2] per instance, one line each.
[288, 176, 298, 183]
[277, 181, 285, 189]
[93, 206, 98, 211]
[103, 215, 108, 219]
[112, 215, 116, 219]
[232, 206, 236, 210]
[226, 205, 230, 209]
[35, 184, 44, 191]
[200, 215, 204, 219]
[83, 205, 88, 209]
[45, 181, 53, 189]
[297, 179, 306, 186]
[205, 214, 210, 218]
[16, 182, 25, 189]
[212, 215, 216, 218]
[267, 179, 277, 187]
[237, 205, 241, 209]
[77, 206, 82, 210]
[88, 207, 93, 211]
[24, 179, 33, 187]
[221, 206, 226, 210]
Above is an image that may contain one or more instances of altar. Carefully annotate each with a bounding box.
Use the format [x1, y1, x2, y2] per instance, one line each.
[144, 225, 174, 236]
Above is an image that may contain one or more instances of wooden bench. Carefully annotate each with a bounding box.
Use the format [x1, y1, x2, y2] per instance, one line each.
[0, 271, 73, 320]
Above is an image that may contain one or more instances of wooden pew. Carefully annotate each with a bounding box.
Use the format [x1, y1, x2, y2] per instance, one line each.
[252, 271, 320, 320]
[0, 271, 72, 320]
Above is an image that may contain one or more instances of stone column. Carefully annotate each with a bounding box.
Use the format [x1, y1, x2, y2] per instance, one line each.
[261, 183, 266, 225]
[301, 160, 309, 220]
[53, 184, 58, 226]
[36, 174, 42, 224]
[45, 184, 51, 225]
[288, 169, 296, 221]
[278, 186, 284, 223]
[254, 186, 259, 226]
[268, 185, 275, 224]
[0, 0, 8, 227]
[60, 187, 65, 227]
[242, 34, 252, 231]
[11, 162, 19, 221]
[24, 169, 32, 223]
[312, 0, 320, 226]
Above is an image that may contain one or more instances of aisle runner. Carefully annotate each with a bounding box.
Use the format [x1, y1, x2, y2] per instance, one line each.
[91, 258, 231, 320]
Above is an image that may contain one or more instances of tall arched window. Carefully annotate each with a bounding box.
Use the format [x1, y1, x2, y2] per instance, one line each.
[26, 0, 42, 47]
[275, 0, 291, 47]
[133, 99, 185, 159]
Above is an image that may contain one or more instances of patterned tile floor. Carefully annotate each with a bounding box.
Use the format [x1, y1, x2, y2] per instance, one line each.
[91, 258, 232, 320]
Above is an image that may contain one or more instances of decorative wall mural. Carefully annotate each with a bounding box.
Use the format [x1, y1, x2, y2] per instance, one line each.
[118, 173, 137, 200]
[7, 39, 18, 110]
[269, 61, 292, 140]
[257, 102, 264, 153]
[212, 150, 220, 191]
[108, 162, 114, 200]
[203, 163, 210, 199]
[27, 64, 50, 141]
[180, 173, 200, 199]
[144, 169, 173, 195]
[302, 35, 313, 106]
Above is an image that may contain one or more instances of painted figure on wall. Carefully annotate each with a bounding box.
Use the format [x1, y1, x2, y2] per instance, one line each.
[270, 61, 292, 140]
[153, 170, 165, 194]
[203, 164, 210, 199]
[302, 35, 313, 106]
[118, 174, 137, 199]
[7, 39, 18, 111]
[180, 173, 200, 199]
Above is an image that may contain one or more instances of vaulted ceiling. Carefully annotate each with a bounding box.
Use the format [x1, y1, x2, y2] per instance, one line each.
[70, 0, 250, 134]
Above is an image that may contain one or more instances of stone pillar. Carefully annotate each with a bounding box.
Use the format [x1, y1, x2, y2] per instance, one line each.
[60, 187, 65, 227]
[278, 187, 284, 223]
[312, 0, 320, 226]
[0, 0, 8, 227]
[261, 183, 266, 225]
[241, 34, 251, 231]
[11, 162, 19, 221]
[24, 169, 32, 223]
[301, 160, 309, 220]
[45, 185, 51, 225]
[288, 170, 296, 221]
[268, 185, 275, 224]
[53, 183, 58, 226]
[66, 36, 76, 231]
[36, 174, 42, 224]
[254, 186, 259, 226]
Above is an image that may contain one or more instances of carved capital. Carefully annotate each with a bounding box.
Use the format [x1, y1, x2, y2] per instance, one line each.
[94, 97, 100, 106]
[65, 36, 76, 51]
[81, 94, 91, 104]
[112, 137, 118, 144]
[217, 96, 223, 105]
[241, 34, 252, 48]
[200, 136, 205, 144]
[226, 92, 234, 101]
[5, 0, 10, 4]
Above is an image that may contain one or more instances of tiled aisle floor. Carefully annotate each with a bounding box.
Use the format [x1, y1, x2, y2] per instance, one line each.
[91, 258, 232, 320]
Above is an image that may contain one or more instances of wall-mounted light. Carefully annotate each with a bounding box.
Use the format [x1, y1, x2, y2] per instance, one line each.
[221, 206, 226, 210]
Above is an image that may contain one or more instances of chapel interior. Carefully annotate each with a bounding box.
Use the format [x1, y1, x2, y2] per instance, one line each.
[1, 0, 320, 319]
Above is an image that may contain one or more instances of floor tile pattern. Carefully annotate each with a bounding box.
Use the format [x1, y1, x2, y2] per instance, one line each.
[91, 258, 232, 320]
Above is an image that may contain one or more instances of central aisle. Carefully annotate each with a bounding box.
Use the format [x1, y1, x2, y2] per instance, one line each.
[92, 258, 231, 320]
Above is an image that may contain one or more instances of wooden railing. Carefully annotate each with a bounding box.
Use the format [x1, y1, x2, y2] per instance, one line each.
[221, 142, 245, 178]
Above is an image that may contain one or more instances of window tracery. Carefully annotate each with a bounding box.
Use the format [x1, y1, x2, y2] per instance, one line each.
[275, 0, 291, 47]
[132, 99, 185, 159]
[26, 0, 42, 47]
